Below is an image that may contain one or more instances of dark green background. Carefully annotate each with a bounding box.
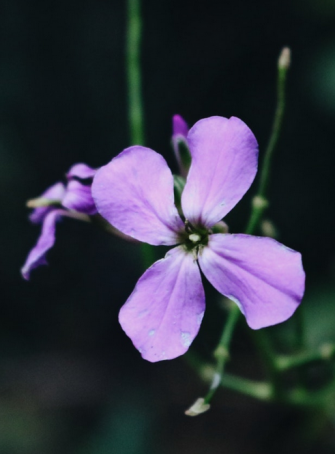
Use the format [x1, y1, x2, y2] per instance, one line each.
[2, 0, 335, 452]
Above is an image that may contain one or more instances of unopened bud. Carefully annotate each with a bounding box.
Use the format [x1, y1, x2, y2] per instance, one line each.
[212, 220, 229, 234]
[185, 397, 210, 417]
[278, 47, 291, 70]
[320, 343, 335, 360]
[261, 219, 278, 238]
[214, 345, 229, 361]
[252, 195, 268, 210]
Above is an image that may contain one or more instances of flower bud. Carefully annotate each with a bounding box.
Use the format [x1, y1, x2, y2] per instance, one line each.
[278, 47, 291, 70]
[185, 397, 210, 416]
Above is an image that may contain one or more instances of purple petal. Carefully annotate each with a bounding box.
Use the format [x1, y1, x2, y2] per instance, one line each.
[92, 146, 184, 245]
[181, 116, 258, 228]
[66, 163, 96, 180]
[29, 182, 66, 224]
[199, 234, 305, 329]
[62, 180, 97, 215]
[119, 246, 205, 362]
[21, 209, 67, 280]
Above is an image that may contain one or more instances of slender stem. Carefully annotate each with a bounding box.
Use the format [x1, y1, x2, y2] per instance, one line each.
[275, 344, 335, 372]
[242, 50, 292, 398]
[221, 374, 335, 409]
[126, 0, 155, 269]
[203, 303, 240, 404]
[185, 50, 297, 410]
[187, 342, 335, 409]
[126, 0, 145, 145]
[191, 50, 292, 406]
[252, 329, 283, 398]
[295, 306, 305, 351]
[258, 52, 288, 198]
[220, 373, 273, 401]
[245, 47, 290, 235]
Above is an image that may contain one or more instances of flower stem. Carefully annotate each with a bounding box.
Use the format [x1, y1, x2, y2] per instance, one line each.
[251, 329, 284, 399]
[221, 374, 335, 408]
[218, 49, 291, 405]
[190, 50, 292, 408]
[203, 303, 240, 404]
[126, 0, 145, 146]
[294, 305, 306, 351]
[186, 352, 273, 402]
[220, 373, 273, 401]
[245, 47, 291, 235]
[126, 0, 155, 269]
[275, 344, 335, 371]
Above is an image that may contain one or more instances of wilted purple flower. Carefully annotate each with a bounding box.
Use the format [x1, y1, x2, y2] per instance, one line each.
[21, 163, 96, 280]
[92, 116, 305, 362]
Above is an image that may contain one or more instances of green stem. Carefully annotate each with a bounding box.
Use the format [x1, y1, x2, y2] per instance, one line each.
[220, 373, 273, 401]
[126, 0, 145, 145]
[275, 344, 335, 372]
[190, 49, 292, 409]
[203, 303, 240, 404]
[186, 348, 335, 408]
[185, 50, 299, 410]
[258, 55, 288, 198]
[295, 305, 305, 351]
[126, 0, 155, 269]
[186, 352, 273, 402]
[221, 374, 335, 409]
[242, 49, 291, 398]
[245, 48, 290, 235]
[252, 329, 283, 398]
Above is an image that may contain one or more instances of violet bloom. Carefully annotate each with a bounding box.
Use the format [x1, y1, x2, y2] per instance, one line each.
[92, 116, 305, 362]
[21, 163, 96, 280]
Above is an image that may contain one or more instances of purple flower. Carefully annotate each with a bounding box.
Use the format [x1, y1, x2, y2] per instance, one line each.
[21, 163, 97, 280]
[92, 116, 305, 362]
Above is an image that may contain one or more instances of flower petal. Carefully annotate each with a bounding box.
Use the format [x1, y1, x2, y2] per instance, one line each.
[92, 146, 184, 245]
[199, 234, 305, 329]
[62, 180, 97, 215]
[119, 246, 205, 362]
[29, 182, 66, 224]
[21, 209, 66, 280]
[66, 163, 96, 180]
[181, 116, 258, 228]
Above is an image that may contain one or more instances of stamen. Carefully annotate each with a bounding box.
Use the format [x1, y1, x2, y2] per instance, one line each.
[189, 233, 201, 243]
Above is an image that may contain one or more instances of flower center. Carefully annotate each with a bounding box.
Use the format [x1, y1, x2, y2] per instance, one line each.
[189, 233, 201, 243]
[181, 220, 209, 253]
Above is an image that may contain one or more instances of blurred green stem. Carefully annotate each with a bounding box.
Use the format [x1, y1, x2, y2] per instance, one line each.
[203, 303, 240, 404]
[243, 48, 292, 397]
[295, 306, 305, 350]
[187, 351, 335, 408]
[252, 329, 283, 398]
[245, 47, 290, 235]
[275, 344, 335, 371]
[127, 0, 145, 145]
[204, 49, 292, 404]
[126, 0, 155, 269]
[188, 49, 296, 410]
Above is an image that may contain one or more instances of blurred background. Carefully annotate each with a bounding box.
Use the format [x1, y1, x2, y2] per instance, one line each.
[2, 0, 335, 452]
